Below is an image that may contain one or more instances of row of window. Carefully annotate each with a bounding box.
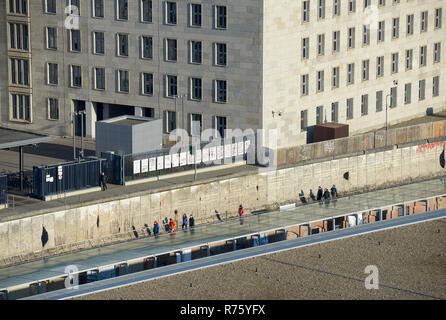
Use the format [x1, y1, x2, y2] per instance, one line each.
[302, 0, 442, 26]
[300, 43, 441, 95]
[44, 29, 228, 67]
[301, 11, 442, 59]
[41, 0, 228, 29]
[301, 76, 441, 130]
[43, 64, 229, 103]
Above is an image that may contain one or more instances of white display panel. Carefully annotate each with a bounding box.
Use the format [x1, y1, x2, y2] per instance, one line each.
[133, 160, 141, 174]
[164, 155, 171, 169]
[225, 144, 232, 158]
[157, 156, 164, 170]
[149, 158, 156, 171]
[202, 148, 209, 162]
[180, 152, 187, 166]
[195, 149, 202, 164]
[172, 153, 180, 167]
[141, 159, 149, 173]
[216, 146, 223, 159]
[238, 141, 244, 156]
[209, 147, 217, 161]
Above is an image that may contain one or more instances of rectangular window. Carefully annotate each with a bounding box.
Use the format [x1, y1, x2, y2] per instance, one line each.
[167, 75, 177, 97]
[332, 67, 339, 88]
[95, 67, 105, 90]
[302, 37, 309, 59]
[93, 0, 104, 18]
[333, 0, 340, 16]
[118, 70, 129, 93]
[317, 70, 324, 92]
[407, 14, 414, 35]
[347, 63, 355, 84]
[166, 1, 177, 24]
[317, 34, 325, 56]
[316, 105, 324, 124]
[166, 38, 177, 61]
[302, 1, 310, 22]
[348, 0, 356, 13]
[348, 27, 355, 49]
[167, 111, 176, 132]
[391, 52, 398, 73]
[94, 32, 104, 54]
[47, 63, 58, 85]
[301, 109, 308, 131]
[11, 94, 30, 121]
[362, 60, 369, 81]
[364, 0, 371, 8]
[69, 0, 80, 14]
[406, 49, 413, 70]
[48, 98, 59, 120]
[361, 94, 368, 116]
[435, 8, 442, 29]
[433, 76, 440, 97]
[70, 29, 81, 52]
[9, 23, 28, 51]
[10, 58, 29, 86]
[333, 31, 340, 52]
[376, 90, 383, 112]
[420, 45, 427, 67]
[434, 42, 441, 63]
[419, 79, 426, 100]
[346, 98, 354, 120]
[318, 0, 325, 19]
[216, 116, 227, 138]
[191, 113, 202, 136]
[404, 83, 411, 104]
[377, 56, 384, 77]
[143, 108, 154, 118]
[118, 34, 128, 57]
[190, 3, 201, 27]
[378, 21, 385, 42]
[191, 41, 202, 64]
[215, 80, 227, 103]
[191, 77, 202, 100]
[301, 74, 309, 95]
[421, 11, 428, 32]
[392, 17, 399, 38]
[46, 27, 57, 49]
[390, 87, 397, 107]
[9, 0, 27, 14]
[142, 36, 153, 59]
[45, 0, 56, 13]
[118, 0, 128, 20]
[141, 0, 152, 22]
[71, 65, 82, 87]
[142, 72, 153, 95]
[215, 43, 227, 66]
[363, 25, 370, 46]
[331, 102, 339, 122]
[215, 5, 227, 29]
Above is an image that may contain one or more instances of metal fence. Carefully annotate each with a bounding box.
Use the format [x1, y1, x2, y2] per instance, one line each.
[103, 135, 256, 185]
[0, 175, 7, 206]
[32, 157, 102, 200]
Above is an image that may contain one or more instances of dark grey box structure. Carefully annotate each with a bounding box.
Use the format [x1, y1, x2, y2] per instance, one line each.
[95, 116, 162, 156]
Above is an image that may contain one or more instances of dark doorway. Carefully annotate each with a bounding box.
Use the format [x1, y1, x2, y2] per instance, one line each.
[96, 102, 104, 121]
[108, 104, 135, 118]
[73, 100, 86, 137]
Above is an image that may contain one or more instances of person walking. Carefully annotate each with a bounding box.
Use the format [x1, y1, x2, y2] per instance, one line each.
[153, 221, 159, 237]
[100, 172, 107, 191]
[182, 214, 188, 231]
[323, 188, 331, 200]
[317, 186, 323, 201]
[331, 185, 338, 199]
[189, 214, 195, 232]
[309, 189, 316, 201]
[169, 218, 176, 232]
[238, 204, 245, 217]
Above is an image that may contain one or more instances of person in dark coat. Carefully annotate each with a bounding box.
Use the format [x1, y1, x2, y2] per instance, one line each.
[100, 172, 107, 191]
[182, 214, 188, 230]
[323, 188, 331, 200]
[299, 190, 307, 204]
[331, 185, 338, 198]
[317, 186, 323, 201]
[153, 221, 160, 237]
[309, 189, 316, 201]
[189, 215, 195, 233]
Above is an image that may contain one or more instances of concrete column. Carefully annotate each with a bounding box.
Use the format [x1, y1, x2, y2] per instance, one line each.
[134, 106, 143, 117]
[85, 101, 97, 139]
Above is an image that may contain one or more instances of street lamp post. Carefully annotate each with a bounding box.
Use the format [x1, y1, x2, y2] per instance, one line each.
[74, 110, 86, 160]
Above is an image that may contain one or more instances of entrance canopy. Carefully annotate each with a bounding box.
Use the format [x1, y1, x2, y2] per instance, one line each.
[0, 127, 52, 150]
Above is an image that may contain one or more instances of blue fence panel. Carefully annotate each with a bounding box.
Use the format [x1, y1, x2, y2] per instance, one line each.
[0, 175, 7, 205]
[33, 158, 102, 199]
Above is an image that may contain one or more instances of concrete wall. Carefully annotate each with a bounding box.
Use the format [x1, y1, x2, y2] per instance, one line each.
[0, 139, 445, 261]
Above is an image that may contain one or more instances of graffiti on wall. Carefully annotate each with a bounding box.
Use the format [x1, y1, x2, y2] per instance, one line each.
[416, 141, 445, 153]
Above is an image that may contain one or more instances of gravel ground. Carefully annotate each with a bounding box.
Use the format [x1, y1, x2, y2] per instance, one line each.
[76, 218, 446, 300]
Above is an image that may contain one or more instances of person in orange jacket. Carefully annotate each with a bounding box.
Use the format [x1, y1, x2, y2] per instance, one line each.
[238, 204, 245, 216]
[169, 218, 176, 232]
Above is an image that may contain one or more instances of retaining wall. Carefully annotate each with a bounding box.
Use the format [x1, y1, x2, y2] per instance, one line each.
[0, 140, 444, 263]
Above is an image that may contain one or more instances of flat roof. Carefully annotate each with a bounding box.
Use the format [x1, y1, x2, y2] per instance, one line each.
[0, 177, 444, 290]
[0, 127, 52, 150]
[112, 119, 149, 126]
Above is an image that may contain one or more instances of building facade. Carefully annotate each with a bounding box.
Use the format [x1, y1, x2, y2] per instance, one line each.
[0, 0, 445, 150]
